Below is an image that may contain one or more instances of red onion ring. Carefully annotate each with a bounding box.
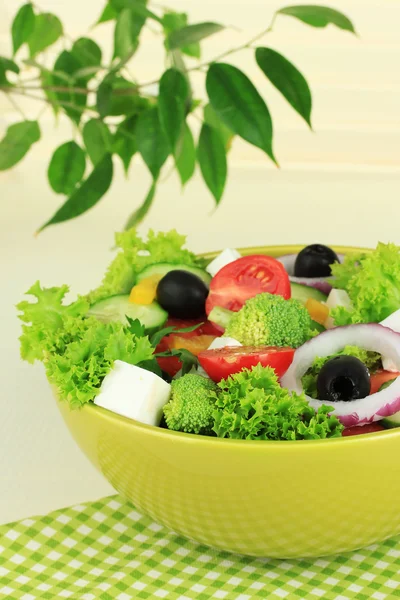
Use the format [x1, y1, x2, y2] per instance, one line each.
[280, 324, 400, 427]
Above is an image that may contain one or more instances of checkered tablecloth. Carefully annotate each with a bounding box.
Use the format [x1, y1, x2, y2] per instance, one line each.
[1, 495, 400, 599]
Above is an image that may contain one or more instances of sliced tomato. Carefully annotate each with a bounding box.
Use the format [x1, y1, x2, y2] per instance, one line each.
[155, 318, 221, 376]
[342, 423, 385, 436]
[206, 255, 291, 315]
[370, 370, 400, 395]
[198, 345, 295, 382]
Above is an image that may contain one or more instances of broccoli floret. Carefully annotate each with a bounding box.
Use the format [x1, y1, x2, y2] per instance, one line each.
[163, 374, 218, 435]
[209, 293, 313, 348]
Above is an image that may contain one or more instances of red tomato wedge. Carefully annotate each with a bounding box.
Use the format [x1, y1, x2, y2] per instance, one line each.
[156, 318, 222, 377]
[198, 346, 295, 382]
[206, 255, 291, 315]
[370, 370, 400, 395]
[342, 423, 385, 436]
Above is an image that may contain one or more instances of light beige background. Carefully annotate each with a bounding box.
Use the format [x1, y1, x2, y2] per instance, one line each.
[1, 0, 399, 524]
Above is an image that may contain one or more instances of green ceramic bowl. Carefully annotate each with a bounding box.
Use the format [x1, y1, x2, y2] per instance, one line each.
[56, 245, 400, 559]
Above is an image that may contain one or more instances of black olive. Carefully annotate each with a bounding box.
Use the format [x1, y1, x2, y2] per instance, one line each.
[156, 270, 208, 319]
[317, 355, 370, 403]
[294, 244, 339, 278]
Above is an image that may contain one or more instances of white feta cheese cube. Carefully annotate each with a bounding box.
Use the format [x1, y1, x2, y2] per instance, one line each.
[206, 248, 241, 277]
[94, 360, 171, 426]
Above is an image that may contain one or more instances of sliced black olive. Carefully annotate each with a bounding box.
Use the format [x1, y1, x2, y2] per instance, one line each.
[294, 244, 339, 278]
[317, 355, 370, 403]
[156, 270, 208, 319]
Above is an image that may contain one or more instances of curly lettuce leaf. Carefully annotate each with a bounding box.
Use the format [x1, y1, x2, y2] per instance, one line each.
[302, 346, 381, 398]
[212, 364, 343, 440]
[331, 243, 400, 325]
[87, 228, 200, 304]
[18, 283, 155, 407]
[17, 282, 89, 363]
[45, 317, 154, 407]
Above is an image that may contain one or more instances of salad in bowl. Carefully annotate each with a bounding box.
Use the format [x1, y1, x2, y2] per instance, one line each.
[18, 230, 400, 440]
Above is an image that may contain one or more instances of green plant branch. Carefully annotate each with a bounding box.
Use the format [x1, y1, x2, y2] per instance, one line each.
[5, 92, 27, 119]
[137, 15, 277, 90]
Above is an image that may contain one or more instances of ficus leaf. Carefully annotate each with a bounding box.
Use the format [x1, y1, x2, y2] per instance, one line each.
[113, 116, 137, 174]
[256, 47, 312, 128]
[124, 181, 156, 230]
[0, 121, 40, 171]
[39, 154, 113, 231]
[203, 103, 234, 151]
[162, 12, 201, 58]
[277, 5, 356, 33]
[28, 13, 63, 57]
[97, 77, 113, 118]
[71, 38, 102, 77]
[113, 7, 146, 59]
[82, 119, 113, 166]
[0, 57, 19, 85]
[12, 3, 35, 56]
[197, 123, 227, 205]
[206, 63, 276, 164]
[136, 107, 170, 179]
[47, 141, 86, 195]
[95, 2, 118, 25]
[52, 50, 87, 124]
[158, 68, 189, 151]
[168, 22, 224, 50]
[175, 124, 195, 186]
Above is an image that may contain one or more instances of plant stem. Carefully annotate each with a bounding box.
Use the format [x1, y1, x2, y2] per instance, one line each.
[5, 92, 27, 119]
[6, 89, 98, 115]
[137, 14, 277, 89]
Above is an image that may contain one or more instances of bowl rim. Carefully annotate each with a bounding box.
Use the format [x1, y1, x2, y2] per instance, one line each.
[80, 243, 400, 448]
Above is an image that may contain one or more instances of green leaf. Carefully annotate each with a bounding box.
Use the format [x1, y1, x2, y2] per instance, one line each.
[0, 121, 40, 171]
[136, 107, 170, 179]
[168, 22, 224, 50]
[96, 77, 113, 118]
[96, 2, 118, 25]
[52, 50, 87, 124]
[197, 123, 227, 205]
[113, 1, 162, 23]
[256, 47, 312, 128]
[150, 322, 201, 348]
[113, 116, 137, 174]
[11, 3, 35, 56]
[0, 57, 19, 85]
[124, 181, 156, 230]
[203, 103, 234, 151]
[206, 63, 276, 164]
[71, 38, 102, 77]
[48, 141, 86, 195]
[82, 119, 113, 166]
[175, 124, 195, 186]
[0, 57, 19, 75]
[158, 68, 189, 152]
[113, 7, 146, 59]
[39, 154, 113, 231]
[108, 77, 146, 116]
[28, 13, 63, 57]
[278, 5, 356, 33]
[162, 12, 201, 59]
[41, 71, 59, 115]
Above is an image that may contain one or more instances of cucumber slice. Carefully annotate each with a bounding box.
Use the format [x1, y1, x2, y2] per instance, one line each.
[381, 411, 400, 429]
[137, 263, 212, 287]
[88, 295, 167, 331]
[291, 282, 328, 304]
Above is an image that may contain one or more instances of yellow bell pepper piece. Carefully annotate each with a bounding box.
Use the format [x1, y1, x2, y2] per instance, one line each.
[305, 298, 330, 326]
[129, 274, 163, 305]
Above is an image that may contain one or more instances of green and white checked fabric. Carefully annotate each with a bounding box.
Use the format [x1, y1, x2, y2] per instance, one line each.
[1, 495, 400, 600]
